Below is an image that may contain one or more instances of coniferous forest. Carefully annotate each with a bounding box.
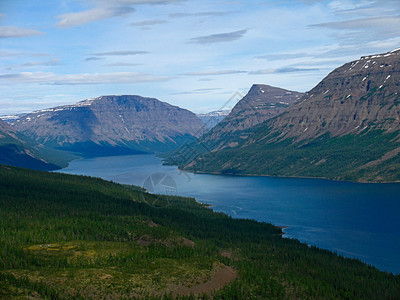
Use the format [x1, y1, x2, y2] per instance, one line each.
[0, 164, 399, 299]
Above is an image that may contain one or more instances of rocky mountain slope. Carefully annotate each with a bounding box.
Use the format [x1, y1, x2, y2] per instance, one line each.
[12, 95, 205, 156]
[165, 84, 303, 165]
[172, 49, 400, 182]
[0, 119, 63, 170]
[202, 84, 303, 150]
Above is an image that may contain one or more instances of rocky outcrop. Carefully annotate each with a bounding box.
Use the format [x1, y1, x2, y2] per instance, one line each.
[259, 49, 400, 143]
[12, 95, 205, 156]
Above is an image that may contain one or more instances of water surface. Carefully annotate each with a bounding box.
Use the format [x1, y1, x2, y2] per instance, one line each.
[59, 154, 400, 274]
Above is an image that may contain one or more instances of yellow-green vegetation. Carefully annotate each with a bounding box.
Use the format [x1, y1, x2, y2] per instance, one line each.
[0, 164, 399, 299]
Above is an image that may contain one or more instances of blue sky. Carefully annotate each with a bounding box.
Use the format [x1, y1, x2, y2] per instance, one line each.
[1, 0, 400, 114]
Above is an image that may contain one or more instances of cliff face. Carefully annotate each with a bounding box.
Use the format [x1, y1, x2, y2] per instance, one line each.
[12, 95, 205, 155]
[176, 49, 400, 182]
[260, 49, 400, 143]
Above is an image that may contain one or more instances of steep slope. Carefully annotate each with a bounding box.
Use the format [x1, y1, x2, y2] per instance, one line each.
[203, 84, 303, 149]
[177, 49, 400, 182]
[12, 95, 204, 156]
[0, 119, 62, 170]
[165, 84, 303, 165]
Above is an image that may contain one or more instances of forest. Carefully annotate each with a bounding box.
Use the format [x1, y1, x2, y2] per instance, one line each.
[0, 164, 399, 299]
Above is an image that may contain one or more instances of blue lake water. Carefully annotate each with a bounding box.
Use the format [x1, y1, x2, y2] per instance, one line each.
[58, 154, 400, 274]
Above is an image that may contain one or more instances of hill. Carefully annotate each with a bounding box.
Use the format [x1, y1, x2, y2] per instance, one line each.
[11, 95, 205, 157]
[0, 119, 68, 170]
[0, 164, 399, 298]
[172, 49, 400, 182]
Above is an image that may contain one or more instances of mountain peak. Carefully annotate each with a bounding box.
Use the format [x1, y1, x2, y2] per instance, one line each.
[176, 49, 400, 182]
[195, 84, 303, 150]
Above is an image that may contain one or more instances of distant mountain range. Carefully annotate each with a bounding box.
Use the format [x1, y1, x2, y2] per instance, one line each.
[166, 49, 400, 182]
[2, 49, 400, 181]
[196, 110, 230, 129]
[10, 95, 204, 157]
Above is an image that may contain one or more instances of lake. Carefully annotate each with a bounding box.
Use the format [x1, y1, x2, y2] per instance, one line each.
[58, 154, 400, 274]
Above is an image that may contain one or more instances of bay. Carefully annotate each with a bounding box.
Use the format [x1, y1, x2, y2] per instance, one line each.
[58, 154, 400, 274]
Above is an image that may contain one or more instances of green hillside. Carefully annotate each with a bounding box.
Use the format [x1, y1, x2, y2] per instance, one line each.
[0, 165, 399, 299]
[166, 50, 400, 183]
[179, 128, 400, 182]
[0, 120, 73, 171]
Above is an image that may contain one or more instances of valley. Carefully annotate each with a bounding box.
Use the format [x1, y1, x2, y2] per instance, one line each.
[1, 26, 400, 298]
[1, 164, 399, 299]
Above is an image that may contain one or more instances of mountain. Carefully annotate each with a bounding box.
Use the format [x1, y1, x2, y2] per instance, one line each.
[0, 119, 63, 170]
[165, 84, 303, 165]
[172, 49, 400, 182]
[0, 113, 27, 124]
[197, 110, 231, 129]
[11, 95, 205, 156]
[202, 84, 303, 149]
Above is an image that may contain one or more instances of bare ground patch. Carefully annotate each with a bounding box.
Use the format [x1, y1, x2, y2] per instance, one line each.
[170, 262, 237, 297]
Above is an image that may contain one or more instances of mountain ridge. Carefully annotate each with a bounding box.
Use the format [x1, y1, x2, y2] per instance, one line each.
[170, 49, 400, 182]
[164, 84, 304, 166]
[12, 95, 205, 156]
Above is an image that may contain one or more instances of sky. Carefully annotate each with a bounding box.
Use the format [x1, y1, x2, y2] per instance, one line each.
[1, 0, 400, 115]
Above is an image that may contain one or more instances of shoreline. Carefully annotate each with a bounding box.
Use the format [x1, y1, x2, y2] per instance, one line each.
[57, 154, 400, 274]
[175, 167, 400, 184]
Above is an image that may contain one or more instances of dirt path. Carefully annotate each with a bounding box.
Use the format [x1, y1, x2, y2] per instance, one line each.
[171, 263, 237, 297]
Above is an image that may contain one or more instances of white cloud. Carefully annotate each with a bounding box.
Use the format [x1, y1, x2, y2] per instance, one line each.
[0, 26, 44, 38]
[172, 87, 222, 95]
[131, 19, 167, 27]
[312, 15, 400, 31]
[103, 62, 141, 67]
[0, 72, 170, 85]
[189, 29, 248, 44]
[248, 67, 319, 75]
[183, 70, 246, 76]
[311, 15, 400, 45]
[92, 50, 149, 56]
[169, 11, 233, 18]
[85, 57, 103, 62]
[56, 0, 185, 28]
[95, 0, 184, 4]
[5, 59, 61, 70]
[57, 6, 135, 28]
[0, 50, 51, 59]
[256, 53, 311, 60]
